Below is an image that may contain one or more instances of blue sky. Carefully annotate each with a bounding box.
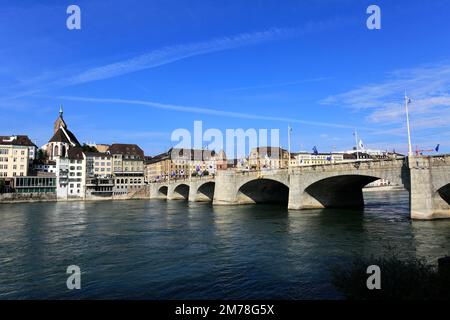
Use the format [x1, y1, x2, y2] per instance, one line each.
[1, 0, 449, 155]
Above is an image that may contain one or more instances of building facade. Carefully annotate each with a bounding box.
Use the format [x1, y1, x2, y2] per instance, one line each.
[109, 144, 145, 195]
[249, 147, 290, 170]
[292, 152, 345, 166]
[0, 136, 36, 188]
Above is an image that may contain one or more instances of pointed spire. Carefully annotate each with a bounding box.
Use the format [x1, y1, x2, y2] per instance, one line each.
[59, 104, 63, 117]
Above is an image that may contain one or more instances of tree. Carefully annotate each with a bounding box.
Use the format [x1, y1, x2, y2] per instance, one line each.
[37, 149, 46, 160]
[0, 179, 5, 193]
[82, 144, 98, 153]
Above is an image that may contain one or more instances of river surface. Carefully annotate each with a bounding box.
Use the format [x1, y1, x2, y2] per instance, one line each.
[1, 191, 450, 299]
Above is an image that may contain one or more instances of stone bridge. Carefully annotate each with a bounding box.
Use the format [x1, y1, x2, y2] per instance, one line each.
[148, 155, 450, 220]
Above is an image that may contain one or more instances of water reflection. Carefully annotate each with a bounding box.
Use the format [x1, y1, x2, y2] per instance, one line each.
[0, 191, 450, 299]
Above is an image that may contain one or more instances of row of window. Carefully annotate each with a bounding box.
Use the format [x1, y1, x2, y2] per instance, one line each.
[95, 162, 111, 166]
[0, 149, 26, 155]
[116, 178, 143, 184]
[0, 172, 25, 177]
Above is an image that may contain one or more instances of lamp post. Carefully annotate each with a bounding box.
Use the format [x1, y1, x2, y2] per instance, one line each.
[404, 92, 413, 157]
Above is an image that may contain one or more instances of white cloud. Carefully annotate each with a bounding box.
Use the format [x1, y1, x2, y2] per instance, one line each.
[58, 95, 358, 130]
[321, 62, 450, 130]
[63, 27, 305, 86]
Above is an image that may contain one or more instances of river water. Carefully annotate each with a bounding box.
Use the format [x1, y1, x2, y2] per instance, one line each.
[1, 190, 450, 299]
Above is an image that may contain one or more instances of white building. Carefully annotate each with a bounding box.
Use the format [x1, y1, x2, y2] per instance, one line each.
[43, 107, 86, 199]
[41, 106, 81, 161]
[291, 152, 345, 166]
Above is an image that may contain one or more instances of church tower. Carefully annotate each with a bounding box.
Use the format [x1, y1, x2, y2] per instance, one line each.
[53, 105, 67, 134]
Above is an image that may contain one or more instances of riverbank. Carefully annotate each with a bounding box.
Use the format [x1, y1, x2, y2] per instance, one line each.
[0, 191, 150, 204]
[363, 186, 406, 192]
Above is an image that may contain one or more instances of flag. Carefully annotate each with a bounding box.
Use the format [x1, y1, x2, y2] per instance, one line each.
[358, 139, 364, 150]
[312, 146, 318, 155]
[326, 156, 332, 161]
[435, 144, 440, 152]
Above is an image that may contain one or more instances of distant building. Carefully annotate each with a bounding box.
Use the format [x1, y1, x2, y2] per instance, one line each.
[33, 160, 57, 174]
[109, 143, 145, 195]
[249, 147, 289, 170]
[85, 152, 112, 178]
[39, 107, 86, 199]
[41, 106, 81, 161]
[0, 135, 37, 182]
[14, 173, 56, 193]
[53, 149, 86, 199]
[291, 152, 345, 166]
[145, 148, 227, 182]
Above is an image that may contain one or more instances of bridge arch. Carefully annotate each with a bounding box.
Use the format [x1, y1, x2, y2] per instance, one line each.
[437, 183, 450, 206]
[173, 183, 190, 200]
[302, 174, 380, 209]
[237, 178, 289, 204]
[195, 181, 215, 202]
[158, 186, 168, 198]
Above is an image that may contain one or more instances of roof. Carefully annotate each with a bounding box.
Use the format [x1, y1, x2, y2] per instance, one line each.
[49, 127, 81, 146]
[67, 146, 84, 160]
[108, 144, 144, 159]
[250, 146, 288, 158]
[170, 148, 216, 161]
[0, 135, 37, 147]
[85, 152, 111, 158]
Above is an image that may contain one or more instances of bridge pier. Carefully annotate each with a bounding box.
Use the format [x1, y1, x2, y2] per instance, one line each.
[409, 157, 450, 220]
[188, 180, 214, 202]
[213, 171, 240, 205]
[288, 173, 324, 210]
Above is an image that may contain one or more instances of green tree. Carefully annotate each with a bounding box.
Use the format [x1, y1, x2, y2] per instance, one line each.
[37, 149, 46, 160]
[0, 179, 5, 193]
[82, 144, 98, 153]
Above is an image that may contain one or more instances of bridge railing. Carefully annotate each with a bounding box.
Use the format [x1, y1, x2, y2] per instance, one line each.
[148, 175, 215, 184]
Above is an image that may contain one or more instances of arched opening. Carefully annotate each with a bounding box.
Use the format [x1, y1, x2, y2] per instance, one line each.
[438, 184, 450, 205]
[173, 184, 189, 200]
[237, 179, 289, 204]
[61, 145, 66, 157]
[304, 175, 379, 208]
[54, 145, 59, 157]
[158, 186, 168, 197]
[196, 182, 215, 202]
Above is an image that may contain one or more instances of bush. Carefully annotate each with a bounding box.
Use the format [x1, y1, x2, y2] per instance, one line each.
[331, 253, 450, 300]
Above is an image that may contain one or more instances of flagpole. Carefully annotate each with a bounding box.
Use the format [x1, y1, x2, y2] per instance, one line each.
[354, 129, 360, 160]
[404, 91, 413, 157]
[287, 125, 292, 169]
